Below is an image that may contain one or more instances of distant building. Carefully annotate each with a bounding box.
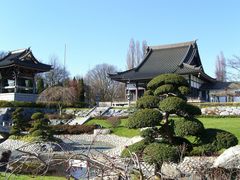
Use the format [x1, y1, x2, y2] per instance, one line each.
[0, 48, 51, 102]
[109, 41, 240, 102]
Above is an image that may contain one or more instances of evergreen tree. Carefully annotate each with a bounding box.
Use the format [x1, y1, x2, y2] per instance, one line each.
[78, 78, 85, 102]
[37, 78, 44, 94]
[29, 112, 53, 141]
[10, 108, 27, 135]
[123, 74, 238, 175]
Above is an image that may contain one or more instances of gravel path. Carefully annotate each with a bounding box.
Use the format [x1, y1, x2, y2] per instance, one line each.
[0, 134, 143, 157]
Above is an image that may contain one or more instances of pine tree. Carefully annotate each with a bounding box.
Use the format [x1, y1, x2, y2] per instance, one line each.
[10, 108, 27, 135]
[78, 78, 85, 102]
[29, 112, 53, 141]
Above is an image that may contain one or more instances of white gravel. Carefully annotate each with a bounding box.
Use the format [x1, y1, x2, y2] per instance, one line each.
[0, 134, 143, 157]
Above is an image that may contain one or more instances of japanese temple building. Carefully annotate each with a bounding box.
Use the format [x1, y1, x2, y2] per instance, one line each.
[109, 41, 240, 102]
[0, 48, 51, 102]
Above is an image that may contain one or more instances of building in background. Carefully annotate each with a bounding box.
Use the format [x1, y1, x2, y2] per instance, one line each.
[0, 48, 51, 102]
[109, 41, 240, 102]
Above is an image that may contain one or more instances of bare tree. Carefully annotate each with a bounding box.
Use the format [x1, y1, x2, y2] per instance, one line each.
[215, 52, 226, 81]
[126, 39, 148, 70]
[142, 40, 148, 58]
[37, 86, 77, 115]
[0, 51, 7, 59]
[228, 55, 240, 81]
[85, 63, 125, 103]
[43, 55, 69, 87]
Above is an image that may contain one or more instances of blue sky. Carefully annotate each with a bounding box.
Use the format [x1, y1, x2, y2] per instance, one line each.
[0, 0, 239, 78]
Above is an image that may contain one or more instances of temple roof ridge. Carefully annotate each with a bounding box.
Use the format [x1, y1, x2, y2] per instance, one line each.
[149, 40, 197, 50]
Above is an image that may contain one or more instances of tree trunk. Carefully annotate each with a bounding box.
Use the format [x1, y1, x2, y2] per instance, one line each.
[164, 112, 173, 143]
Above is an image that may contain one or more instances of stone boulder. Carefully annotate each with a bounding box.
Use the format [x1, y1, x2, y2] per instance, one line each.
[94, 129, 111, 135]
[213, 145, 240, 169]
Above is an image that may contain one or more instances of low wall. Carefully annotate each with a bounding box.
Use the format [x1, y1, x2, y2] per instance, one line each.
[201, 106, 240, 116]
[0, 93, 38, 102]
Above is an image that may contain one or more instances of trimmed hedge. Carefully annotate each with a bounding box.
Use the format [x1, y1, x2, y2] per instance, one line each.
[174, 118, 204, 137]
[121, 140, 147, 158]
[183, 103, 202, 117]
[136, 95, 160, 109]
[178, 86, 190, 95]
[143, 143, 179, 166]
[199, 128, 238, 151]
[147, 74, 188, 90]
[154, 84, 175, 96]
[159, 96, 186, 113]
[0, 100, 88, 109]
[52, 124, 97, 134]
[127, 109, 163, 128]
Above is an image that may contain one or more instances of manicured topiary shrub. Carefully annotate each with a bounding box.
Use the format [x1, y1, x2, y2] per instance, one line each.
[143, 143, 179, 171]
[52, 124, 97, 134]
[140, 128, 159, 143]
[190, 144, 217, 156]
[172, 136, 193, 152]
[29, 112, 53, 141]
[159, 96, 186, 113]
[136, 95, 159, 109]
[10, 108, 29, 136]
[174, 118, 204, 137]
[182, 103, 202, 117]
[124, 73, 237, 176]
[154, 84, 175, 96]
[144, 90, 154, 96]
[199, 128, 238, 150]
[178, 86, 190, 95]
[121, 140, 148, 158]
[147, 74, 188, 90]
[127, 109, 162, 128]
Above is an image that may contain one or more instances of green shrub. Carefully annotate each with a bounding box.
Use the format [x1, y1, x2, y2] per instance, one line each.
[30, 112, 53, 141]
[47, 113, 75, 120]
[147, 74, 188, 90]
[154, 84, 175, 96]
[121, 140, 147, 158]
[199, 128, 238, 151]
[144, 90, 154, 96]
[189, 144, 218, 156]
[143, 143, 179, 168]
[140, 127, 158, 143]
[0, 100, 88, 109]
[31, 130, 43, 137]
[127, 109, 162, 128]
[183, 103, 202, 117]
[174, 118, 204, 137]
[172, 136, 193, 152]
[31, 112, 44, 120]
[10, 108, 29, 135]
[136, 95, 160, 109]
[178, 86, 190, 95]
[159, 96, 186, 113]
[52, 124, 97, 134]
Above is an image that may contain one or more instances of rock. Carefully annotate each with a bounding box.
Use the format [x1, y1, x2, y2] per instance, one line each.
[161, 162, 181, 179]
[94, 129, 111, 135]
[213, 145, 240, 169]
[219, 111, 229, 116]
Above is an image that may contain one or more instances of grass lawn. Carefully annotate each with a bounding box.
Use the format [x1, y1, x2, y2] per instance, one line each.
[85, 117, 240, 142]
[85, 118, 140, 137]
[198, 117, 240, 143]
[0, 173, 67, 180]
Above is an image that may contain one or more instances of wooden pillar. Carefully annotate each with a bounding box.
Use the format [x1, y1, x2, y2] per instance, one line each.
[135, 82, 138, 101]
[32, 75, 36, 94]
[14, 71, 17, 93]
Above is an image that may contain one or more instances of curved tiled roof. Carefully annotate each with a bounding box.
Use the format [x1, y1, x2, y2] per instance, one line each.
[0, 48, 52, 72]
[109, 40, 214, 82]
